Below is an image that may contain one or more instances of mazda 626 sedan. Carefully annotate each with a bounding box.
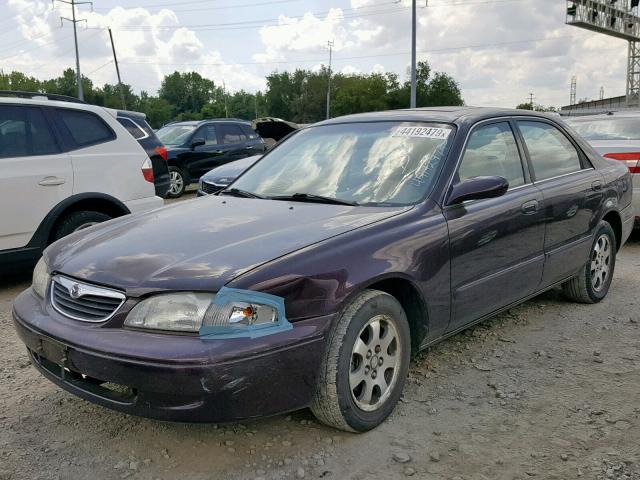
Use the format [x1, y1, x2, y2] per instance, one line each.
[13, 107, 635, 432]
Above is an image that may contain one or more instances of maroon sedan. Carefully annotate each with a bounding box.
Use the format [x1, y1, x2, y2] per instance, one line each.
[13, 107, 634, 432]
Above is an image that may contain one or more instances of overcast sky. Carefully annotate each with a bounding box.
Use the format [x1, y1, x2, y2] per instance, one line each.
[0, 0, 630, 108]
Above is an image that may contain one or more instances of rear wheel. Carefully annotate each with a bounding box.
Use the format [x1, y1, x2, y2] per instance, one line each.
[562, 221, 616, 303]
[167, 167, 186, 198]
[311, 290, 411, 432]
[52, 211, 112, 242]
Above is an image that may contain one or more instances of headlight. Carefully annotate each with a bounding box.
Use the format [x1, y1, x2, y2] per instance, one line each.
[124, 288, 290, 337]
[32, 257, 49, 298]
[124, 293, 212, 332]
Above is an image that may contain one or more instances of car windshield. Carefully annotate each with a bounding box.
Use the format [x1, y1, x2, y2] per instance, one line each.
[156, 125, 196, 145]
[565, 117, 640, 140]
[230, 122, 454, 206]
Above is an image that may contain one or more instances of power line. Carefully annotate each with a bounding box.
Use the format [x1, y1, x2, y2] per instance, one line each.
[91, 0, 305, 14]
[116, 33, 590, 68]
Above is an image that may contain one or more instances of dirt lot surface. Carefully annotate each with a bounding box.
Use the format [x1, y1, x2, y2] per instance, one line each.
[1, 223, 639, 480]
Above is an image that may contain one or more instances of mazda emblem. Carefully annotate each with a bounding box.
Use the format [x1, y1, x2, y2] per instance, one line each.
[70, 284, 82, 299]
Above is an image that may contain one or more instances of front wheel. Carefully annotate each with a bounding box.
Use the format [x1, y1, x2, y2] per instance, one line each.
[311, 290, 411, 432]
[52, 211, 112, 242]
[562, 221, 616, 303]
[167, 167, 186, 198]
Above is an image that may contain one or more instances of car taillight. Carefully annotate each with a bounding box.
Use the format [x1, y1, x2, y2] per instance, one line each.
[141, 158, 154, 183]
[603, 152, 640, 174]
[155, 146, 168, 161]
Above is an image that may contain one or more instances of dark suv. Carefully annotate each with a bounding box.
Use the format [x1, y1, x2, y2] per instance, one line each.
[156, 119, 266, 197]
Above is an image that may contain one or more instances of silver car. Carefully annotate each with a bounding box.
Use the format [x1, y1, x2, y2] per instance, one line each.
[565, 112, 640, 228]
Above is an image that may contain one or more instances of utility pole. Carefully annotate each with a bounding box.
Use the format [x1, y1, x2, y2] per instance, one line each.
[528, 92, 535, 109]
[55, 0, 92, 101]
[326, 40, 334, 120]
[222, 80, 229, 118]
[108, 28, 126, 110]
[410, 0, 417, 108]
[254, 94, 258, 120]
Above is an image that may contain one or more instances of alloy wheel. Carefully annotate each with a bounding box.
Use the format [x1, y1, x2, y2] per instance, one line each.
[169, 171, 184, 195]
[590, 234, 611, 293]
[349, 314, 401, 412]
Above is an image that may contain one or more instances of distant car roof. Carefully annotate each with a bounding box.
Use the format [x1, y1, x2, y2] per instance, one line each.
[564, 111, 640, 121]
[164, 119, 251, 127]
[316, 106, 558, 127]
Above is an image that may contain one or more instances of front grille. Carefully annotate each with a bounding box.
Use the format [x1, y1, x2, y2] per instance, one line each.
[201, 181, 225, 195]
[50, 276, 126, 323]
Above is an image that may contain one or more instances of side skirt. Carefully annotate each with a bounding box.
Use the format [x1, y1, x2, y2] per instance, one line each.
[417, 275, 577, 351]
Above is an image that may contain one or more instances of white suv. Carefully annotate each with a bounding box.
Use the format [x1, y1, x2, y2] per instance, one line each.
[0, 92, 164, 270]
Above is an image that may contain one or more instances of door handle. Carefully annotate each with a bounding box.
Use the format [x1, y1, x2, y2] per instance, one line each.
[591, 180, 603, 191]
[39, 176, 66, 186]
[521, 200, 539, 215]
[245, 146, 254, 150]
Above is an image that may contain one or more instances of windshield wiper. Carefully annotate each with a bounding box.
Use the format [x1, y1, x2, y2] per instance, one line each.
[219, 188, 264, 199]
[269, 193, 358, 206]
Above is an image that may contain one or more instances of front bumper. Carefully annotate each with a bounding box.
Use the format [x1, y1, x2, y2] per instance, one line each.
[12, 289, 331, 423]
[633, 181, 640, 227]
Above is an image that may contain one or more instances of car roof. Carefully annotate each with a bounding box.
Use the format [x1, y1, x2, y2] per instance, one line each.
[564, 111, 640, 121]
[316, 106, 558, 126]
[0, 95, 116, 116]
[164, 118, 251, 127]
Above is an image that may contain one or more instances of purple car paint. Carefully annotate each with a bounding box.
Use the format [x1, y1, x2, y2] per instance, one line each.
[12, 107, 634, 428]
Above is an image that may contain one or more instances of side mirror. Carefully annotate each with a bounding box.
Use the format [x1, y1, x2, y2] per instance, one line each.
[447, 176, 509, 205]
[191, 137, 205, 149]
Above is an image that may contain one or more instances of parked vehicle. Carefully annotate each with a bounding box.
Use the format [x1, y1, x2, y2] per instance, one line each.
[196, 118, 300, 196]
[13, 107, 634, 432]
[197, 154, 261, 196]
[0, 91, 164, 271]
[564, 112, 640, 227]
[114, 110, 170, 198]
[156, 119, 266, 198]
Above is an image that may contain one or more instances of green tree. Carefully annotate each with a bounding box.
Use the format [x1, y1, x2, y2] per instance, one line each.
[159, 71, 215, 117]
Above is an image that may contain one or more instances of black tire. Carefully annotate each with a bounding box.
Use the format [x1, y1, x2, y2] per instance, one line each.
[562, 221, 616, 304]
[311, 290, 411, 432]
[52, 211, 112, 242]
[167, 166, 186, 198]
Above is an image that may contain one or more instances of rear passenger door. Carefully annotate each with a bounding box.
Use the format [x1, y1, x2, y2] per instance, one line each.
[219, 124, 253, 164]
[515, 120, 604, 288]
[188, 123, 227, 178]
[0, 105, 72, 250]
[445, 120, 546, 333]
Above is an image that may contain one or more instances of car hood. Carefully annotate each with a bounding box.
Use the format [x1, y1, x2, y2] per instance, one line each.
[45, 196, 410, 294]
[201, 155, 261, 182]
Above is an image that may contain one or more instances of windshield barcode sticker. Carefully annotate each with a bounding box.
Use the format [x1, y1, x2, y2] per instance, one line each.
[392, 126, 451, 139]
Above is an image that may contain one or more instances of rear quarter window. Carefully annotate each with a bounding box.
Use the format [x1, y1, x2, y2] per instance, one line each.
[117, 117, 147, 140]
[57, 109, 115, 147]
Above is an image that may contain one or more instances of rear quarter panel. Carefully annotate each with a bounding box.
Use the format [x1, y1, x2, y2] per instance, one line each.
[71, 112, 155, 202]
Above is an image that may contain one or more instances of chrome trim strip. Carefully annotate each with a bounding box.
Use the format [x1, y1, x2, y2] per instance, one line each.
[532, 168, 595, 185]
[50, 275, 126, 323]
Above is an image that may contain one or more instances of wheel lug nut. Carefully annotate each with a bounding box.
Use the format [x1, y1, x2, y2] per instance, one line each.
[375, 345, 381, 354]
[366, 350, 372, 358]
[371, 370, 377, 379]
[365, 366, 370, 374]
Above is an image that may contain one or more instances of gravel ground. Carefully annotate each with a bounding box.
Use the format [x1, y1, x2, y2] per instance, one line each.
[1, 223, 639, 480]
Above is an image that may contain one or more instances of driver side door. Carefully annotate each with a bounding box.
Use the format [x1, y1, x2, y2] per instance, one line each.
[443, 120, 546, 333]
[188, 124, 227, 179]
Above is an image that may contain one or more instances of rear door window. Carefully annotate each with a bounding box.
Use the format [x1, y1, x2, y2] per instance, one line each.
[0, 105, 60, 158]
[57, 109, 115, 147]
[221, 124, 248, 144]
[518, 121, 583, 181]
[457, 122, 525, 189]
[117, 117, 146, 140]
[200, 125, 218, 145]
